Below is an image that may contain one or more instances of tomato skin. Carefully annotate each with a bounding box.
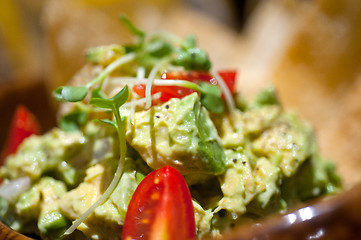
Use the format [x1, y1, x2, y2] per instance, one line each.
[218, 70, 237, 93]
[132, 70, 237, 104]
[1, 105, 41, 165]
[133, 83, 194, 104]
[122, 166, 196, 240]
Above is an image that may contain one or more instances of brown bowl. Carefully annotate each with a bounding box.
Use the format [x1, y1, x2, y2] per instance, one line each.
[0, 222, 33, 240]
[221, 183, 361, 240]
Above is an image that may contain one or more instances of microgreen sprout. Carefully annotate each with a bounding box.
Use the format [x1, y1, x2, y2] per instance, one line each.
[119, 14, 145, 40]
[63, 86, 129, 236]
[53, 53, 135, 103]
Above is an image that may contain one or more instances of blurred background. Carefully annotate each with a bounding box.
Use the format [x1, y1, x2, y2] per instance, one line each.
[1, 0, 361, 188]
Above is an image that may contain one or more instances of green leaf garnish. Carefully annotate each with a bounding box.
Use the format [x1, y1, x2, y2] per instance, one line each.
[59, 109, 88, 132]
[90, 88, 107, 99]
[199, 82, 224, 113]
[62, 86, 89, 102]
[199, 82, 221, 97]
[53, 87, 65, 101]
[54, 86, 89, 102]
[111, 86, 130, 109]
[182, 34, 197, 49]
[89, 86, 129, 110]
[146, 41, 173, 58]
[89, 98, 114, 110]
[89, 95, 113, 109]
[94, 119, 118, 128]
[119, 15, 145, 39]
[172, 47, 211, 71]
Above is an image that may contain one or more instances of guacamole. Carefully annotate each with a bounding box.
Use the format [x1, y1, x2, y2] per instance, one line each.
[0, 21, 341, 240]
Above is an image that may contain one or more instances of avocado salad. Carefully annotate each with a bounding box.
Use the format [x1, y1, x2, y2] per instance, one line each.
[0, 17, 341, 240]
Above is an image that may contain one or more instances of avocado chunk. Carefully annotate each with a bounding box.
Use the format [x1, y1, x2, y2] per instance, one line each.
[211, 106, 281, 149]
[38, 208, 69, 233]
[126, 93, 226, 175]
[37, 178, 69, 238]
[59, 156, 142, 239]
[13, 177, 69, 237]
[252, 113, 314, 177]
[2, 129, 88, 184]
[281, 154, 342, 204]
[15, 186, 41, 220]
[216, 148, 256, 215]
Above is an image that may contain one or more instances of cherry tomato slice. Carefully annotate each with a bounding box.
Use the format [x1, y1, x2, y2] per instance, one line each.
[1, 105, 41, 165]
[132, 70, 237, 104]
[218, 70, 237, 93]
[122, 166, 196, 240]
[133, 84, 194, 103]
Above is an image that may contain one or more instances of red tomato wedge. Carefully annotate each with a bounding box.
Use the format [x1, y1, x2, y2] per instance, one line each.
[1, 105, 41, 165]
[218, 70, 237, 94]
[133, 70, 237, 103]
[122, 166, 196, 240]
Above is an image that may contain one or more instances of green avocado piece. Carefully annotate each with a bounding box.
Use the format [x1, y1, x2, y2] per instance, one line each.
[15, 186, 41, 220]
[38, 209, 69, 233]
[252, 113, 314, 177]
[58, 156, 144, 239]
[126, 93, 226, 175]
[2, 129, 87, 183]
[281, 155, 342, 205]
[108, 157, 144, 220]
[14, 177, 70, 236]
[36, 178, 69, 235]
[216, 148, 256, 215]
[246, 157, 283, 216]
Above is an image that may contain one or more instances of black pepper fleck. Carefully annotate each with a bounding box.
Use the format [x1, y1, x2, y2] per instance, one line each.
[242, 161, 246, 165]
[155, 115, 160, 118]
[165, 105, 169, 109]
[232, 159, 237, 164]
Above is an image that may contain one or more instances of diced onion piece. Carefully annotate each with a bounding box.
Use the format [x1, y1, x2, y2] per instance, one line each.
[0, 177, 31, 203]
